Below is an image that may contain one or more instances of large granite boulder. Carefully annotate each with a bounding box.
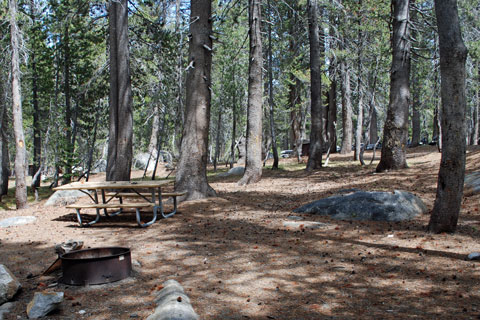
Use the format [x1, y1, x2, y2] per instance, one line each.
[294, 190, 427, 222]
[465, 172, 480, 196]
[45, 190, 87, 207]
[0, 265, 21, 305]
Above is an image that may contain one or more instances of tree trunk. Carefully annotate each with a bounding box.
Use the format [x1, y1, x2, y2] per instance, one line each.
[213, 101, 222, 172]
[230, 66, 237, 169]
[10, 0, 28, 209]
[376, 0, 411, 172]
[267, 0, 279, 169]
[327, 71, 338, 153]
[148, 103, 160, 157]
[354, 1, 364, 162]
[410, 0, 421, 148]
[31, 0, 41, 188]
[0, 83, 9, 198]
[473, 61, 479, 145]
[107, 0, 134, 181]
[289, 78, 303, 161]
[238, 0, 263, 185]
[428, 0, 467, 233]
[175, 0, 216, 198]
[306, 0, 323, 171]
[63, 24, 73, 181]
[340, 58, 353, 154]
[370, 107, 378, 144]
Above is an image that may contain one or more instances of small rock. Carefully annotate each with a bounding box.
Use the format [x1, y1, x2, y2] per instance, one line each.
[467, 252, 480, 260]
[130, 313, 139, 318]
[0, 216, 37, 228]
[0, 302, 15, 320]
[282, 221, 327, 229]
[78, 310, 86, 315]
[132, 260, 142, 268]
[287, 216, 304, 221]
[0, 265, 22, 305]
[26, 292, 64, 319]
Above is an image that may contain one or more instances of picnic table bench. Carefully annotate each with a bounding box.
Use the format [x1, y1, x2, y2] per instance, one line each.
[53, 180, 185, 228]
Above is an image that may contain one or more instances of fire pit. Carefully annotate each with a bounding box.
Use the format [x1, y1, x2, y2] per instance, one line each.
[60, 247, 132, 285]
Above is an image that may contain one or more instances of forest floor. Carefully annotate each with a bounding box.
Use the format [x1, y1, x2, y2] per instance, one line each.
[1, 145, 480, 319]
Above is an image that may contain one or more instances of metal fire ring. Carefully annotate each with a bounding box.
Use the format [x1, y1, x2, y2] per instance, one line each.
[60, 247, 132, 285]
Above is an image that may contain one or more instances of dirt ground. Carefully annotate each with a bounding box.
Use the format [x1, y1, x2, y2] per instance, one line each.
[1, 145, 480, 319]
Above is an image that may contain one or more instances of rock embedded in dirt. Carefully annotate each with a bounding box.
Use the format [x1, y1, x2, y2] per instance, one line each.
[26, 291, 64, 319]
[464, 172, 480, 196]
[0, 265, 21, 305]
[467, 252, 480, 260]
[294, 190, 427, 222]
[147, 279, 198, 320]
[0, 302, 15, 320]
[283, 221, 328, 229]
[45, 190, 87, 207]
[0, 216, 37, 228]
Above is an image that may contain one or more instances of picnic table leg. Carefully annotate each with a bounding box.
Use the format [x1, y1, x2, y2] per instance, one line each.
[136, 206, 157, 228]
[161, 195, 178, 218]
[74, 208, 101, 227]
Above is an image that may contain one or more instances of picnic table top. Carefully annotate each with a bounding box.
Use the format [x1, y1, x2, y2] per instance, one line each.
[53, 180, 173, 191]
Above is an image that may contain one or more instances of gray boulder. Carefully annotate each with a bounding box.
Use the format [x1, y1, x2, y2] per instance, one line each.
[45, 190, 87, 207]
[294, 190, 427, 222]
[134, 152, 155, 170]
[91, 159, 107, 173]
[465, 172, 480, 196]
[147, 280, 198, 320]
[218, 166, 245, 177]
[0, 216, 36, 228]
[0, 265, 21, 305]
[26, 292, 63, 319]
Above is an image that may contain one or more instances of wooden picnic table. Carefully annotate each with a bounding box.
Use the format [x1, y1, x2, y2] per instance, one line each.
[53, 180, 184, 228]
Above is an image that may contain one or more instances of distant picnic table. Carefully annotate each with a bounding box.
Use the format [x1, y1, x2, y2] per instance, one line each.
[53, 180, 185, 227]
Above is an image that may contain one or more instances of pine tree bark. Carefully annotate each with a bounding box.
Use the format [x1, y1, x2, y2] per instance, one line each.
[370, 107, 378, 144]
[410, 0, 421, 148]
[175, 0, 216, 198]
[354, 1, 364, 162]
[473, 61, 479, 145]
[428, 0, 467, 233]
[239, 0, 263, 185]
[306, 0, 323, 171]
[376, 0, 411, 172]
[107, 0, 133, 181]
[267, 0, 279, 169]
[340, 58, 353, 154]
[10, 0, 28, 209]
[30, 0, 41, 188]
[327, 71, 337, 153]
[0, 83, 9, 198]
